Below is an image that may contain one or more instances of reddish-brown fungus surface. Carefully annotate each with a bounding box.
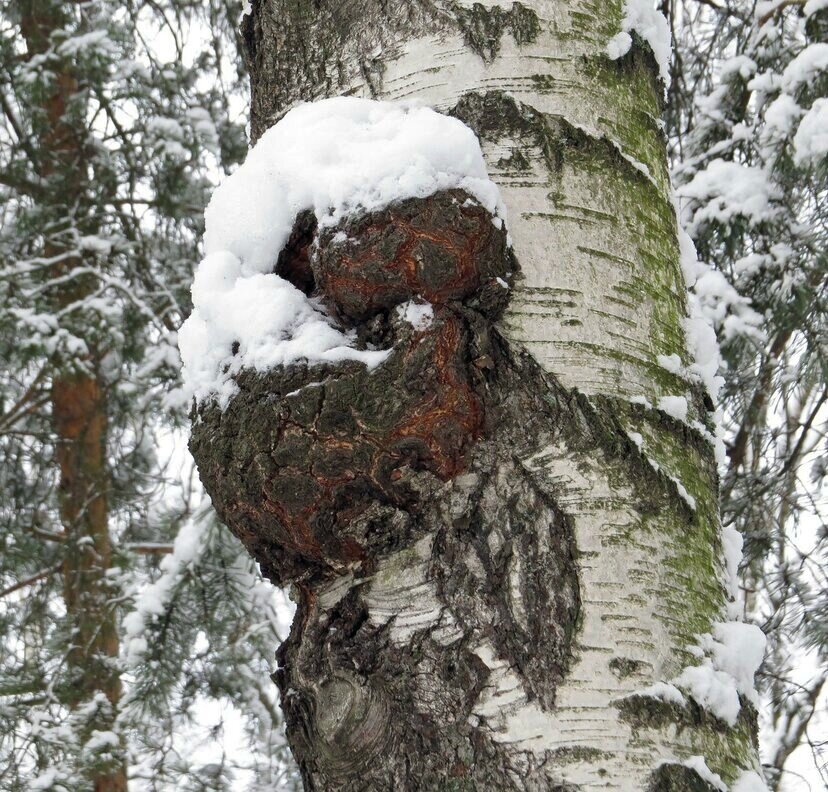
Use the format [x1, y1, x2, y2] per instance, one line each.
[314, 188, 511, 320]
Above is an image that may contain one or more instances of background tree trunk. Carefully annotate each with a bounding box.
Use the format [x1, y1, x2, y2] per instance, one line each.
[20, 3, 126, 789]
[201, 0, 766, 788]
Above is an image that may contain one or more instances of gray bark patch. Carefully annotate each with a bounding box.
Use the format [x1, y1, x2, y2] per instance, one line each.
[241, 0, 447, 141]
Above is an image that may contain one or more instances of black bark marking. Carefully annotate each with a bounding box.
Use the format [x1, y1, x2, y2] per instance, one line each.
[609, 656, 649, 679]
[451, 89, 662, 190]
[648, 763, 721, 791]
[451, 2, 541, 62]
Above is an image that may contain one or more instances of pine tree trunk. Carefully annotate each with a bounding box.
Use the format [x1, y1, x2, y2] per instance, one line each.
[195, 1, 762, 788]
[20, 3, 126, 789]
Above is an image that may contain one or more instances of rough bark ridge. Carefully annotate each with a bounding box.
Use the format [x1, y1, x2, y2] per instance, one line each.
[193, 0, 767, 789]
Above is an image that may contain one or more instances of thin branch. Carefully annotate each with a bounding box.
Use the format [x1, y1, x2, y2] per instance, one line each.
[0, 88, 38, 165]
[0, 565, 61, 599]
[123, 543, 174, 554]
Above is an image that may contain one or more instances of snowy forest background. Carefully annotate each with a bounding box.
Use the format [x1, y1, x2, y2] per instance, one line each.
[0, 0, 825, 789]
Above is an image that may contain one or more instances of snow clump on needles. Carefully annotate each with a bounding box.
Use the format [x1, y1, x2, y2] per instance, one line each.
[178, 98, 507, 408]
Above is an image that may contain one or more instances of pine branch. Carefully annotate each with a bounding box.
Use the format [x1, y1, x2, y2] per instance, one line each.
[0, 87, 38, 166]
[0, 564, 61, 599]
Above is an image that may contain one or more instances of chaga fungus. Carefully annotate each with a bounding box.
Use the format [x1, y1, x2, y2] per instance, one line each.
[189, 189, 516, 585]
[313, 188, 512, 321]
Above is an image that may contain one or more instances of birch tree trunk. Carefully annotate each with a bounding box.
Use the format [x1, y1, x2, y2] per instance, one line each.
[192, 1, 764, 788]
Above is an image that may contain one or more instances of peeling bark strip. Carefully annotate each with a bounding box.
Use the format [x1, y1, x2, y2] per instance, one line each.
[192, 0, 766, 789]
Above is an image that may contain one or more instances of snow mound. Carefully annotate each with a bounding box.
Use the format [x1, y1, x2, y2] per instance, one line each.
[658, 394, 689, 422]
[606, 0, 672, 87]
[732, 770, 770, 791]
[677, 227, 726, 405]
[683, 756, 727, 791]
[179, 98, 506, 407]
[397, 300, 434, 331]
[635, 681, 687, 705]
[678, 159, 781, 235]
[781, 43, 828, 92]
[122, 513, 212, 666]
[675, 621, 766, 726]
[793, 98, 828, 166]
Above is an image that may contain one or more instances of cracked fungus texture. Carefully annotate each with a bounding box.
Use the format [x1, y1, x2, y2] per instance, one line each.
[178, 97, 508, 407]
